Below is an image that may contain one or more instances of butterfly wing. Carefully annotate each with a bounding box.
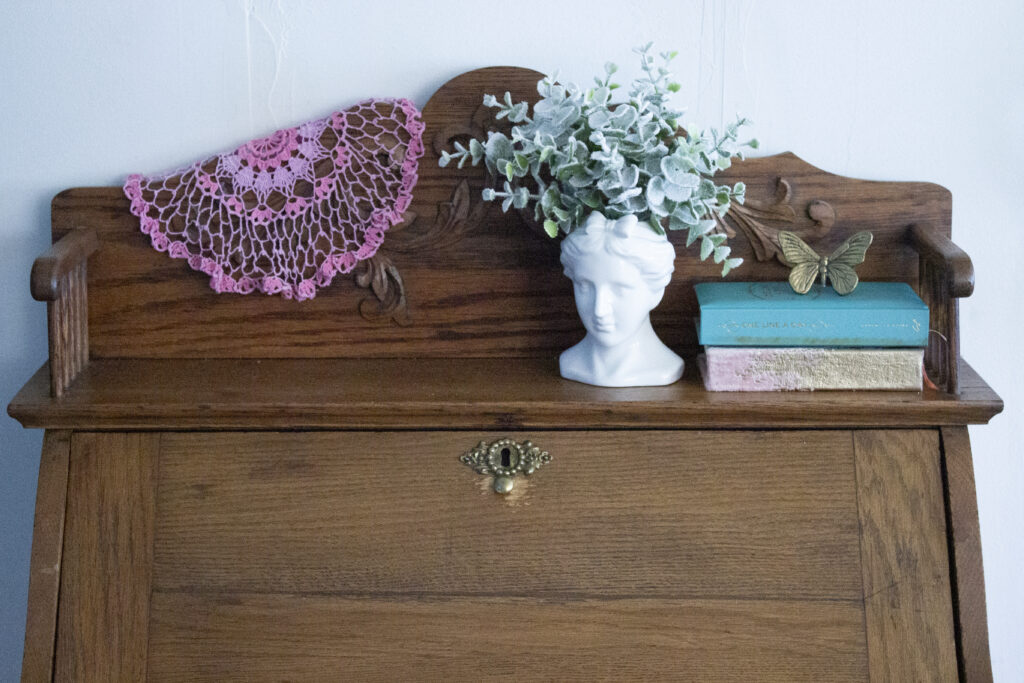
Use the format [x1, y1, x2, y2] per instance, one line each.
[779, 231, 823, 294]
[825, 231, 872, 295]
[827, 263, 859, 295]
[788, 262, 820, 294]
[828, 231, 873, 267]
[778, 231, 821, 266]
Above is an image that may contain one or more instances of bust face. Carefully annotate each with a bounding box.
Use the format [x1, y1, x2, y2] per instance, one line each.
[570, 246, 660, 348]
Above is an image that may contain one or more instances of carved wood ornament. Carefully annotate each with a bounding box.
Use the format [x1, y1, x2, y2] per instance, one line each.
[362, 101, 510, 325]
[714, 178, 836, 264]
[367, 125, 842, 325]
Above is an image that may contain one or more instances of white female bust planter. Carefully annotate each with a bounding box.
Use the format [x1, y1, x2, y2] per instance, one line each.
[438, 53, 753, 386]
[559, 212, 684, 387]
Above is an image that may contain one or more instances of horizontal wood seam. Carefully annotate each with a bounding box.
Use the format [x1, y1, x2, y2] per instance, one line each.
[149, 587, 865, 604]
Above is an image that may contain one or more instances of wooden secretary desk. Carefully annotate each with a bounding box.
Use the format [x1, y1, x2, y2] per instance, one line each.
[8, 68, 1003, 682]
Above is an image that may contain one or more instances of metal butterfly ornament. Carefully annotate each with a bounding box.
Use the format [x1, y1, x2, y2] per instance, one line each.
[778, 231, 874, 295]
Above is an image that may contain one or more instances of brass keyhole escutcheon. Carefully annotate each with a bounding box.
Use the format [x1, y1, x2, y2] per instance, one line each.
[459, 438, 551, 494]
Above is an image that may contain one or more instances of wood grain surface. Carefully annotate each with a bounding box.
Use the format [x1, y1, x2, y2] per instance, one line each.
[6, 357, 1002, 431]
[44, 262, 89, 398]
[29, 227, 98, 302]
[11, 65, 998, 681]
[152, 430, 861, 599]
[913, 225, 968, 392]
[941, 426, 993, 682]
[47, 69, 957, 363]
[54, 433, 159, 682]
[854, 430, 958, 682]
[20, 431, 70, 683]
[33, 427, 984, 680]
[32, 229, 96, 397]
[147, 594, 867, 682]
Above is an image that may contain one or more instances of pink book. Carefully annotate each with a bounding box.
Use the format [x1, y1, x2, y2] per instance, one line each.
[699, 347, 923, 392]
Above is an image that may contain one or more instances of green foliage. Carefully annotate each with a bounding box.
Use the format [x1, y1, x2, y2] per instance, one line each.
[438, 44, 758, 276]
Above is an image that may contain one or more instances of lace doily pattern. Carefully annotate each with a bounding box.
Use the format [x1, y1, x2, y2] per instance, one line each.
[124, 99, 424, 300]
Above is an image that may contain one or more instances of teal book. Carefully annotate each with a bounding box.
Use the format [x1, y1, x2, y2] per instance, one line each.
[695, 282, 929, 347]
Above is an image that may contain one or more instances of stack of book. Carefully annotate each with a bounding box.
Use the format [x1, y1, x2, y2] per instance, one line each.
[695, 281, 930, 391]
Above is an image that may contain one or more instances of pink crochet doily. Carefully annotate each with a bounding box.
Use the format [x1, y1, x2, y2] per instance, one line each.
[124, 99, 424, 300]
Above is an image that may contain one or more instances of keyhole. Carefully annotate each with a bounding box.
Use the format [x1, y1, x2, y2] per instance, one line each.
[500, 448, 511, 468]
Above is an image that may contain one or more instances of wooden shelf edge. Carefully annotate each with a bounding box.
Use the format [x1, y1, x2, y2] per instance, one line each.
[7, 358, 1003, 432]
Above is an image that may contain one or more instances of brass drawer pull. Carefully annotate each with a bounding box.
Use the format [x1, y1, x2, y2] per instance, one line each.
[460, 438, 552, 494]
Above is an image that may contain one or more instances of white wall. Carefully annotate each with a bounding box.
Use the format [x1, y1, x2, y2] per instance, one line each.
[1, 0, 1020, 678]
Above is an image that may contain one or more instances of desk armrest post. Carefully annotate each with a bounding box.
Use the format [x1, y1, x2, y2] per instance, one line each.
[909, 224, 975, 298]
[909, 224, 974, 395]
[30, 228, 98, 397]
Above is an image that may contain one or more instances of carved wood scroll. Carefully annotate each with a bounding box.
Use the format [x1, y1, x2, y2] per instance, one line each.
[375, 170, 842, 325]
[714, 178, 836, 264]
[363, 93, 535, 324]
[353, 253, 410, 326]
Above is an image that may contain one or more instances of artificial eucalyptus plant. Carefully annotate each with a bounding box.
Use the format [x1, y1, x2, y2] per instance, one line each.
[440, 44, 757, 275]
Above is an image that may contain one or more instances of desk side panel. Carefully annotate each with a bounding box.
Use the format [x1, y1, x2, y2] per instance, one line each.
[941, 426, 993, 682]
[854, 430, 959, 682]
[21, 431, 70, 683]
[54, 433, 159, 683]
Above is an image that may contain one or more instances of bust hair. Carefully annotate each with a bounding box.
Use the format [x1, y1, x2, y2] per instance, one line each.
[560, 214, 677, 290]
